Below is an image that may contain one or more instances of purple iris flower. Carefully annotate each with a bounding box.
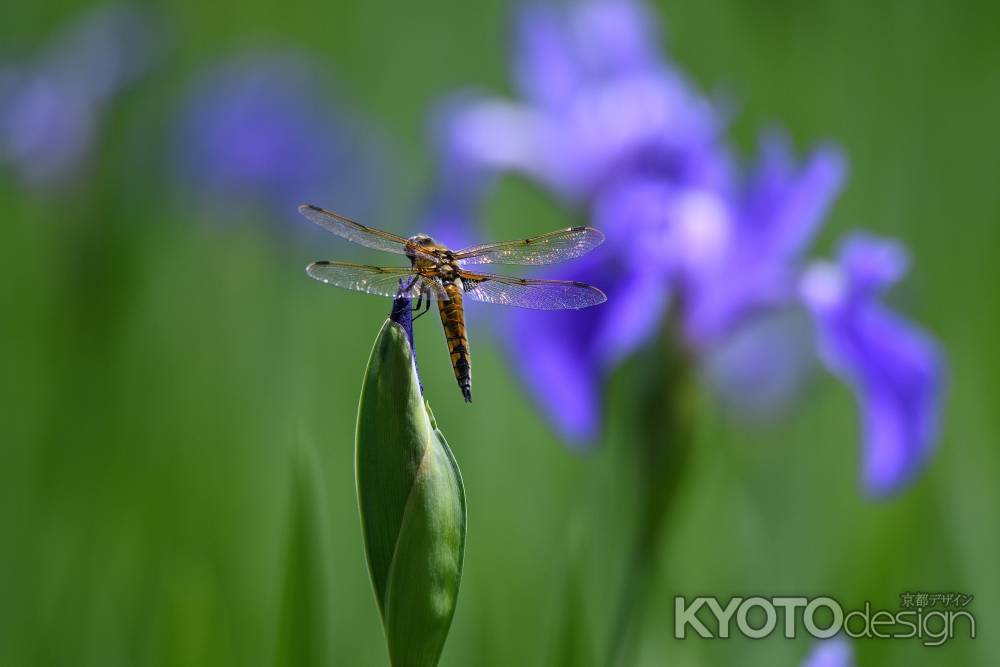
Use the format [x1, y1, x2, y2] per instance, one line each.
[678, 133, 846, 418]
[800, 234, 943, 496]
[704, 309, 818, 421]
[433, 1, 841, 431]
[439, 0, 728, 205]
[0, 5, 158, 187]
[427, 0, 943, 494]
[175, 53, 385, 230]
[800, 637, 855, 667]
[681, 133, 847, 344]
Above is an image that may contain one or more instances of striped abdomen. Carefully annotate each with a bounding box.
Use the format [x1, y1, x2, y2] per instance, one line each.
[437, 282, 472, 402]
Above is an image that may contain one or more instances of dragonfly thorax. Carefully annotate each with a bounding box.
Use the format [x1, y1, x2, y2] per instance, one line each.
[438, 263, 459, 281]
[406, 233, 456, 271]
[407, 233, 439, 266]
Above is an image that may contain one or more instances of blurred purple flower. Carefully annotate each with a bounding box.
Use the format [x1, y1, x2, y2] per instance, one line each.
[801, 637, 855, 667]
[682, 133, 847, 344]
[433, 1, 843, 436]
[704, 309, 817, 421]
[175, 53, 386, 230]
[504, 252, 643, 443]
[439, 0, 727, 204]
[500, 134, 843, 442]
[801, 234, 943, 496]
[426, 0, 943, 493]
[0, 5, 158, 187]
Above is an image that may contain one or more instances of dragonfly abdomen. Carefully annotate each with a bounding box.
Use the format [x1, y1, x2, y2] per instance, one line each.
[437, 282, 472, 402]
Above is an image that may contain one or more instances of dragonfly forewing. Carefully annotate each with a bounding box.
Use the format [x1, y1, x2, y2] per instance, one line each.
[306, 261, 448, 300]
[453, 227, 604, 266]
[299, 204, 437, 262]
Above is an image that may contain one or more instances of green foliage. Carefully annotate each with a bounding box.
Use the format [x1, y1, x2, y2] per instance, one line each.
[275, 439, 335, 667]
[356, 319, 466, 667]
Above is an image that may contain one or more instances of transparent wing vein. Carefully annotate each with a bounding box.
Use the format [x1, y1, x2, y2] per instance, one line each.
[461, 273, 606, 309]
[306, 261, 446, 300]
[454, 227, 604, 266]
[299, 204, 435, 261]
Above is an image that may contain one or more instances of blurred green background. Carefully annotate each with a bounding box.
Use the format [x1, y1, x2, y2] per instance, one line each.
[2, 1, 997, 665]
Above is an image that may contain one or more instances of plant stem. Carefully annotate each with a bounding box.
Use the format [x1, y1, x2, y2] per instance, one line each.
[605, 320, 695, 667]
[604, 537, 654, 667]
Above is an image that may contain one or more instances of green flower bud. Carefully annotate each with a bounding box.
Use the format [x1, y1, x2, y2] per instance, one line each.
[356, 317, 466, 667]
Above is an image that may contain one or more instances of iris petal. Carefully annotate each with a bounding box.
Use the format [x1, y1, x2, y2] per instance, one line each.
[802, 234, 944, 496]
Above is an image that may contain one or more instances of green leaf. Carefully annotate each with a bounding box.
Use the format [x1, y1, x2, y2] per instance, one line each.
[275, 437, 335, 667]
[356, 318, 466, 667]
[550, 521, 595, 667]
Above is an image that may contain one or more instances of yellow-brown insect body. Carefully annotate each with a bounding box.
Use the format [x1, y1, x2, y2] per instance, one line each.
[437, 281, 472, 402]
[402, 234, 473, 402]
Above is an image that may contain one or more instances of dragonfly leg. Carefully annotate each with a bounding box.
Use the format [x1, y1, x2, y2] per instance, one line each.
[413, 293, 433, 321]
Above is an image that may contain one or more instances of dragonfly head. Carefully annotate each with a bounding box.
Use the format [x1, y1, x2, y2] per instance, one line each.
[407, 233, 437, 248]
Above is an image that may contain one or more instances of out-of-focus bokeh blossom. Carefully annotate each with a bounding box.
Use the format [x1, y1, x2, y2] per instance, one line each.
[429, 0, 839, 435]
[427, 0, 943, 495]
[440, 0, 727, 204]
[801, 637, 856, 667]
[174, 53, 387, 231]
[680, 133, 847, 344]
[0, 5, 159, 188]
[704, 309, 817, 421]
[801, 234, 943, 496]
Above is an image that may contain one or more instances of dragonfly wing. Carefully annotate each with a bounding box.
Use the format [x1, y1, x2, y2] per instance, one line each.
[306, 261, 447, 300]
[460, 272, 606, 310]
[299, 204, 436, 261]
[453, 227, 604, 265]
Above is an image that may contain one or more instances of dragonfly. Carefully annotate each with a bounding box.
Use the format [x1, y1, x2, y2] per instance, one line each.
[300, 204, 607, 403]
